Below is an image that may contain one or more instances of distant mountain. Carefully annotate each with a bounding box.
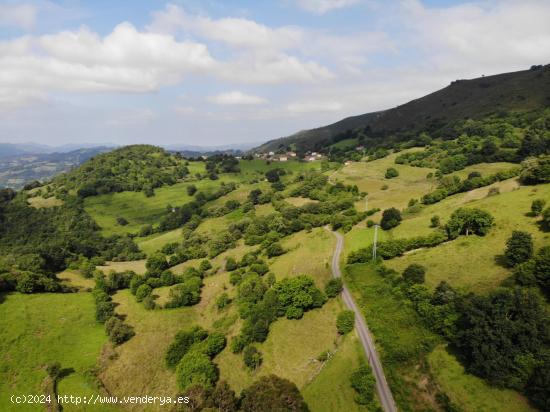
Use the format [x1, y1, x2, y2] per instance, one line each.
[0, 142, 115, 158]
[0, 147, 113, 189]
[255, 64, 550, 153]
[165, 141, 262, 155]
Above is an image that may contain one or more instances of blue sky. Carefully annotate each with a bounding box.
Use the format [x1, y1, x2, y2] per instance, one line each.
[0, 0, 549, 147]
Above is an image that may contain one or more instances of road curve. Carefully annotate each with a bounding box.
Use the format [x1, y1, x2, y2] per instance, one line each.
[327, 228, 398, 412]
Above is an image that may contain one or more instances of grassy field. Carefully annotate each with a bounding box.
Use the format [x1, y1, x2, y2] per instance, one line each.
[385, 182, 550, 292]
[345, 262, 443, 411]
[302, 334, 369, 412]
[269, 228, 333, 285]
[27, 196, 63, 208]
[136, 229, 182, 256]
[97, 260, 147, 275]
[58, 269, 96, 290]
[331, 149, 437, 211]
[0, 293, 118, 412]
[84, 178, 238, 236]
[428, 345, 536, 412]
[450, 162, 519, 181]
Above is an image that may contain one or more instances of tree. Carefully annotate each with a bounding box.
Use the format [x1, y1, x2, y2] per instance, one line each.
[336, 310, 355, 334]
[325, 278, 343, 298]
[248, 189, 262, 205]
[430, 215, 440, 228]
[350, 364, 376, 405]
[216, 293, 231, 310]
[402, 264, 426, 284]
[116, 217, 128, 226]
[385, 167, 399, 179]
[135, 284, 152, 302]
[240, 375, 309, 412]
[266, 242, 285, 258]
[105, 317, 135, 345]
[199, 259, 212, 273]
[265, 169, 280, 183]
[380, 208, 402, 230]
[534, 246, 550, 293]
[166, 326, 208, 368]
[225, 257, 238, 271]
[446, 208, 494, 239]
[210, 381, 238, 412]
[176, 352, 219, 392]
[243, 345, 263, 370]
[531, 199, 547, 216]
[504, 231, 533, 267]
[542, 207, 550, 230]
[187, 184, 197, 196]
[146, 253, 169, 273]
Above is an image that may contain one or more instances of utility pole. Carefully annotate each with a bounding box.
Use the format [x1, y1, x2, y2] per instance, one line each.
[372, 224, 379, 261]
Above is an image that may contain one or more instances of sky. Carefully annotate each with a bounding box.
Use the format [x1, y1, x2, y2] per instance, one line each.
[0, 0, 549, 148]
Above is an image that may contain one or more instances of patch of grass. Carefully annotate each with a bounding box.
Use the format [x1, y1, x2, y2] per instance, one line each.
[332, 149, 437, 211]
[0, 293, 117, 412]
[345, 263, 441, 411]
[428, 345, 536, 412]
[285, 197, 319, 207]
[385, 183, 550, 292]
[84, 178, 237, 236]
[450, 162, 519, 181]
[97, 260, 147, 275]
[303, 334, 369, 412]
[269, 228, 333, 285]
[27, 196, 63, 208]
[137, 229, 182, 256]
[57, 269, 96, 290]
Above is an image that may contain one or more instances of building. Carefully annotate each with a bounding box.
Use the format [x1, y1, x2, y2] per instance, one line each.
[279, 156, 288, 162]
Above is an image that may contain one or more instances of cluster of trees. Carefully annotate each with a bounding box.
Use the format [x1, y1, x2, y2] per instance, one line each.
[49, 145, 189, 197]
[179, 374, 308, 412]
[349, 208, 494, 263]
[0, 193, 143, 294]
[350, 364, 377, 408]
[163, 326, 226, 393]
[520, 155, 550, 185]
[205, 154, 240, 179]
[421, 168, 520, 205]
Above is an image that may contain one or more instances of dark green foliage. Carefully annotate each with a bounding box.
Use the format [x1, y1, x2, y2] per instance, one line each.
[385, 167, 399, 179]
[380, 207, 402, 230]
[430, 215, 440, 228]
[402, 264, 426, 284]
[187, 184, 197, 196]
[216, 293, 231, 310]
[520, 156, 550, 185]
[105, 316, 135, 345]
[199, 259, 212, 273]
[454, 288, 550, 390]
[146, 253, 169, 273]
[265, 169, 280, 183]
[350, 364, 376, 406]
[135, 284, 152, 302]
[325, 278, 343, 298]
[273, 275, 327, 319]
[336, 310, 355, 335]
[165, 326, 208, 368]
[175, 351, 219, 392]
[348, 231, 447, 262]
[504, 231, 534, 267]
[165, 276, 203, 308]
[203, 332, 227, 358]
[526, 356, 550, 412]
[543, 208, 550, 230]
[243, 345, 263, 370]
[240, 375, 309, 412]
[53, 145, 182, 196]
[531, 199, 547, 215]
[266, 242, 285, 258]
[211, 381, 238, 412]
[116, 217, 128, 226]
[225, 257, 238, 272]
[446, 208, 494, 239]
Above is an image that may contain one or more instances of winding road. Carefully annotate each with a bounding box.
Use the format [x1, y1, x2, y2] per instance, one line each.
[328, 228, 398, 412]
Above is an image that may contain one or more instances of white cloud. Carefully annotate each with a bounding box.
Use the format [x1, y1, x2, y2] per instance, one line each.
[285, 100, 343, 114]
[294, 0, 360, 14]
[208, 91, 268, 105]
[0, 23, 214, 107]
[0, 4, 37, 29]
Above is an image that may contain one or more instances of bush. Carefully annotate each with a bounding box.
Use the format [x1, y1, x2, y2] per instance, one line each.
[402, 264, 426, 284]
[336, 310, 355, 334]
[165, 326, 208, 368]
[165, 277, 202, 308]
[203, 332, 227, 358]
[380, 208, 402, 230]
[105, 317, 135, 345]
[446, 208, 494, 239]
[504, 231, 534, 267]
[146, 252, 168, 273]
[430, 215, 440, 228]
[325, 278, 343, 298]
[243, 345, 263, 370]
[273, 275, 327, 319]
[216, 293, 231, 310]
[225, 257, 238, 271]
[116, 217, 128, 226]
[199, 259, 212, 273]
[385, 167, 399, 179]
[531, 199, 547, 216]
[139, 224, 153, 237]
[350, 364, 376, 405]
[135, 284, 152, 302]
[266, 242, 285, 258]
[175, 351, 218, 392]
[187, 184, 197, 196]
[240, 375, 308, 412]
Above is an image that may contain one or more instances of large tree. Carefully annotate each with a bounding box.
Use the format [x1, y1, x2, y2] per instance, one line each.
[240, 375, 309, 412]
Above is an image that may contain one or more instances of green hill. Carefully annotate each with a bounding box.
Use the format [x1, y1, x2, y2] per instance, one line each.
[256, 64, 550, 154]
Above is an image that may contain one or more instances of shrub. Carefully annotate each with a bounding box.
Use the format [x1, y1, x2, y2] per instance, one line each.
[350, 364, 376, 405]
[187, 184, 197, 196]
[203, 332, 227, 358]
[380, 208, 402, 230]
[273, 275, 327, 319]
[116, 217, 128, 226]
[135, 284, 152, 302]
[165, 277, 202, 308]
[266, 242, 285, 258]
[216, 293, 231, 310]
[243, 345, 263, 370]
[336, 310, 355, 334]
[446, 208, 494, 239]
[175, 351, 218, 392]
[225, 257, 238, 271]
[240, 375, 308, 412]
[146, 252, 168, 273]
[95, 301, 115, 323]
[385, 167, 399, 179]
[317, 351, 330, 362]
[504, 231, 534, 267]
[165, 326, 208, 368]
[402, 264, 426, 284]
[139, 224, 153, 237]
[531, 199, 547, 216]
[366, 220, 374, 228]
[105, 317, 135, 345]
[199, 259, 212, 273]
[325, 278, 343, 298]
